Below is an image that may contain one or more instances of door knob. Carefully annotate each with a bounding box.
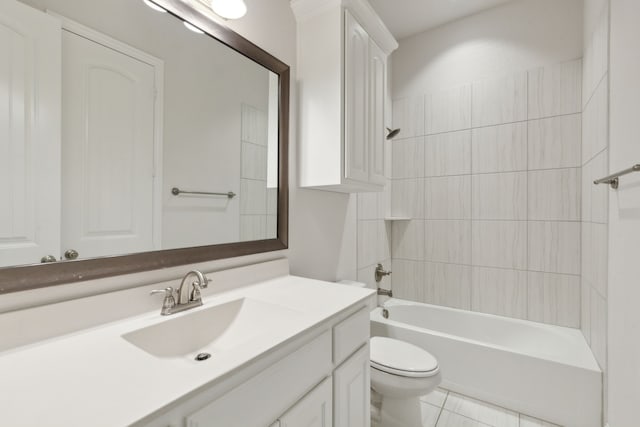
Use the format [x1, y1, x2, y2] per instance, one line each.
[64, 249, 79, 260]
[41, 255, 57, 263]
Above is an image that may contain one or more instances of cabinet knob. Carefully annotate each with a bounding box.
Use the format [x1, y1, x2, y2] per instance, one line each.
[64, 249, 79, 260]
[40, 255, 57, 263]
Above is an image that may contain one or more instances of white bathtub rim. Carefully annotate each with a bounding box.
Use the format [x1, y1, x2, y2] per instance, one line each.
[382, 298, 582, 333]
[373, 298, 601, 373]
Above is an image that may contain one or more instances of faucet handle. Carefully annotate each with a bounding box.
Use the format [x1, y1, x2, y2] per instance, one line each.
[189, 277, 212, 302]
[375, 263, 392, 283]
[150, 287, 176, 315]
[202, 276, 212, 289]
[150, 287, 174, 297]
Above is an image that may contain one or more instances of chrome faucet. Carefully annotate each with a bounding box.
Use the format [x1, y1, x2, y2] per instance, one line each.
[150, 270, 211, 315]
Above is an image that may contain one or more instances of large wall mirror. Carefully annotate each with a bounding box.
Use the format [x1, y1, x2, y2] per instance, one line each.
[0, 0, 289, 293]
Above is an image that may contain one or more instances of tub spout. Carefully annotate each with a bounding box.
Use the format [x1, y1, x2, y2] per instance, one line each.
[377, 288, 393, 297]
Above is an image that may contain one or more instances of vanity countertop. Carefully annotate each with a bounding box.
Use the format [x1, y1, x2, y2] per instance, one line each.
[0, 275, 374, 426]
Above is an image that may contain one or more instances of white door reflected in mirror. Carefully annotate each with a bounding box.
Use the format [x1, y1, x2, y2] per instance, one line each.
[0, 1, 61, 266]
[62, 24, 161, 259]
[0, 0, 280, 268]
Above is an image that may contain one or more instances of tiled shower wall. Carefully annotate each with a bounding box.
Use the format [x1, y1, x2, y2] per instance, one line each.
[581, 0, 609, 408]
[355, 189, 392, 290]
[240, 104, 277, 241]
[390, 59, 584, 327]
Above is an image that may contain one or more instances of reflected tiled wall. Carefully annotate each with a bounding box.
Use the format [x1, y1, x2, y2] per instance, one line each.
[581, 0, 609, 412]
[240, 104, 277, 241]
[390, 58, 584, 327]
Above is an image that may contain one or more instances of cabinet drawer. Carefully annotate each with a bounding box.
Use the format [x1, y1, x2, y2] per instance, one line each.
[186, 330, 332, 427]
[333, 307, 369, 365]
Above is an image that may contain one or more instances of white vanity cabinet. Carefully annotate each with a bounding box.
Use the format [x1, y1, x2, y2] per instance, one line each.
[141, 304, 372, 427]
[0, 263, 376, 427]
[292, 0, 397, 192]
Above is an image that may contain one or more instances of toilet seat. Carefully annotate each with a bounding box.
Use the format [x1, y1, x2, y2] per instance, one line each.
[370, 336, 439, 378]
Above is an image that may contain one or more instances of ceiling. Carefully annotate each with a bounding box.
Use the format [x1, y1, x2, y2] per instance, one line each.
[369, 0, 516, 40]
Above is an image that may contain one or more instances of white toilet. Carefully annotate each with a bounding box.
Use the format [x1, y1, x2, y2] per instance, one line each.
[370, 336, 441, 427]
[336, 280, 441, 427]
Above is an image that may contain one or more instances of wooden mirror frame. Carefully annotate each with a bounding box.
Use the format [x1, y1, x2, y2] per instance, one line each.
[0, 0, 289, 294]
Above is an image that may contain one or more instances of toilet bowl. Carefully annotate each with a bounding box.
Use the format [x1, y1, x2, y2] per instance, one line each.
[370, 336, 441, 427]
[334, 281, 441, 426]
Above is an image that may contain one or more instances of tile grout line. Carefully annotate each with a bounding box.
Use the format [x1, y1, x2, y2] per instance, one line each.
[432, 389, 561, 427]
[445, 389, 522, 426]
[578, 53, 586, 333]
[433, 390, 449, 427]
[469, 85, 475, 311]
[423, 93, 428, 301]
[391, 165, 583, 181]
[525, 69, 530, 322]
[582, 69, 608, 111]
[391, 110, 582, 141]
[433, 405, 444, 427]
[393, 258, 581, 278]
[439, 409, 497, 427]
[405, 219, 582, 223]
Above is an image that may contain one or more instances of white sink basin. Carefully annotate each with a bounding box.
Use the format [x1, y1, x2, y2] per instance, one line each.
[122, 298, 300, 359]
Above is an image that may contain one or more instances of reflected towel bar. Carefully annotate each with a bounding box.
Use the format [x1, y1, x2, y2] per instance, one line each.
[171, 187, 236, 198]
[593, 164, 640, 189]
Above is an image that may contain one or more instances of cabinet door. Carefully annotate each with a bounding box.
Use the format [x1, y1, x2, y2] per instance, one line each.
[368, 40, 386, 186]
[344, 11, 369, 183]
[279, 377, 333, 427]
[0, 1, 61, 267]
[334, 344, 371, 427]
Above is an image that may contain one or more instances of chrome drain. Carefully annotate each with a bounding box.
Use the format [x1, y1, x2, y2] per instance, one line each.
[195, 352, 212, 361]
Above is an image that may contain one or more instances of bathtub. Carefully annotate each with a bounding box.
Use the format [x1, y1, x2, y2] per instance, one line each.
[371, 298, 602, 427]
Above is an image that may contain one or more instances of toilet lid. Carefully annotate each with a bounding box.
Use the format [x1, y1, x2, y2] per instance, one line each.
[370, 337, 439, 378]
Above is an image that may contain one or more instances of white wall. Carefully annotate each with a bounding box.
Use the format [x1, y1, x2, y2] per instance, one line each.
[392, 0, 583, 98]
[607, 1, 640, 426]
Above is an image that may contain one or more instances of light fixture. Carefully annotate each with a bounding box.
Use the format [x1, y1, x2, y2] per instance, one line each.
[183, 21, 205, 34]
[143, 0, 166, 13]
[209, 0, 247, 20]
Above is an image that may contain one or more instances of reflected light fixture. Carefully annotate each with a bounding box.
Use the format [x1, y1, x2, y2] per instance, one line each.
[143, 0, 166, 13]
[209, 0, 247, 20]
[183, 21, 205, 34]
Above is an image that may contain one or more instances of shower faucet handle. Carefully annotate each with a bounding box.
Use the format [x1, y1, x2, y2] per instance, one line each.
[375, 263, 392, 283]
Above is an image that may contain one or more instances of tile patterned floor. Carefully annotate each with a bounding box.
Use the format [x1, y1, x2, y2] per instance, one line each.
[376, 388, 562, 427]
